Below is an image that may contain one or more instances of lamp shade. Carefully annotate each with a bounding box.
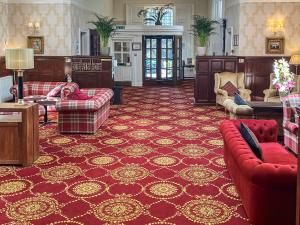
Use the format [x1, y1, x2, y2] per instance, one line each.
[289, 55, 300, 65]
[5, 48, 34, 70]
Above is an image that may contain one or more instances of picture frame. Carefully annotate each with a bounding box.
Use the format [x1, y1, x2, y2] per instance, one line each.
[132, 42, 141, 51]
[265, 37, 284, 54]
[27, 36, 44, 54]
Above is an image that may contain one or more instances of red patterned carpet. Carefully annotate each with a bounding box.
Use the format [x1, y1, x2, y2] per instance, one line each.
[0, 81, 249, 225]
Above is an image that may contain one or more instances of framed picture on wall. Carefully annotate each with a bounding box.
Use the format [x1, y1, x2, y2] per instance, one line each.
[265, 37, 284, 54]
[27, 36, 44, 54]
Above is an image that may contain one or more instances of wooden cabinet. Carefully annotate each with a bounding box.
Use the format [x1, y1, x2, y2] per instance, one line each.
[0, 103, 39, 166]
[194, 56, 238, 105]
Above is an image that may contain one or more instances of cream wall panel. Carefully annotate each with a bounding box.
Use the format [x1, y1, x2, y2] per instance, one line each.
[7, 3, 72, 56]
[0, 2, 8, 56]
[239, 2, 300, 56]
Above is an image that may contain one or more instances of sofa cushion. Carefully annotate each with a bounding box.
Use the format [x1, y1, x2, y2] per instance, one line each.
[221, 81, 238, 96]
[47, 83, 66, 97]
[68, 89, 92, 100]
[283, 121, 298, 134]
[260, 142, 297, 165]
[234, 93, 247, 105]
[240, 122, 263, 160]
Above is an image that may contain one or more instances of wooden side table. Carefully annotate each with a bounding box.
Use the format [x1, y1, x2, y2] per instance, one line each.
[0, 103, 39, 166]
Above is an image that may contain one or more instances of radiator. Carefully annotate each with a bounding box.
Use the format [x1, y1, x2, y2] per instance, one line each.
[0, 76, 13, 102]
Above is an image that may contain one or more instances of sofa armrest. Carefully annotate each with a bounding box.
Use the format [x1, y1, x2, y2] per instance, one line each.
[220, 120, 296, 188]
[215, 89, 228, 97]
[10, 84, 29, 101]
[263, 89, 277, 99]
[61, 82, 79, 99]
[238, 88, 251, 95]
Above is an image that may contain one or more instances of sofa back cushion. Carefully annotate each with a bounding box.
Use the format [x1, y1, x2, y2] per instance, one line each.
[232, 119, 278, 143]
[219, 73, 238, 87]
[221, 81, 238, 96]
[25, 82, 66, 96]
[240, 122, 263, 160]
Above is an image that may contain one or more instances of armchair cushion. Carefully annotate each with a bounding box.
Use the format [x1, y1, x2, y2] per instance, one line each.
[261, 142, 297, 165]
[221, 81, 238, 96]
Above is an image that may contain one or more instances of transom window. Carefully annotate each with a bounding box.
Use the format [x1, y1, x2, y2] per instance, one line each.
[145, 7, 174, 26]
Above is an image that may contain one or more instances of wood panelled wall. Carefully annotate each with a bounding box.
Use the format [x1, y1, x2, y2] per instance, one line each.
[0, 56, 113, 89]
[195, 56, 296, 104]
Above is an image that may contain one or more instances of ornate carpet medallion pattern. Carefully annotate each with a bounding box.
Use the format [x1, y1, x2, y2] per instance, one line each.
[0, 81, 249, 224]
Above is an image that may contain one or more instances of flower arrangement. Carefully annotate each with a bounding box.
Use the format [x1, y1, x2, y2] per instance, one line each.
[137, 4, 174, 26]
[272, 58, 295, 96]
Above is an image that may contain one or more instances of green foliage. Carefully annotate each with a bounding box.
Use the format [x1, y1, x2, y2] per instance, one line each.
[191, 16, 219, 47]
[89, 14, 116, 48]
[137, 4, 174, 26]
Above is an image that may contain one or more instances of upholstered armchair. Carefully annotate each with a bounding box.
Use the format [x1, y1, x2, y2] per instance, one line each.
[264, 73, 300, 102]
[214, 72, 251, 106]
[282, 94, 300, 154]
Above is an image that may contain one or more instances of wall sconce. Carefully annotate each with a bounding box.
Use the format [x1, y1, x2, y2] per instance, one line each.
[28, 22, 41, 33]
[267, 19, 284, 36]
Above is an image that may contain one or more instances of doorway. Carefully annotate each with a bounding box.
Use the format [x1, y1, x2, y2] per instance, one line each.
[143, 35, 182, 85]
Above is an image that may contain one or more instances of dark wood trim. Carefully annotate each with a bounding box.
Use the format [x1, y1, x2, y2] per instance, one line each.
[195, 55, 296, 105]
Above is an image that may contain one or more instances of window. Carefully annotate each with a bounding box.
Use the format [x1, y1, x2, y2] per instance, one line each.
[212, 0, 223, 20]
[113, 41, 130, 65]
[145, 7, 174, 26]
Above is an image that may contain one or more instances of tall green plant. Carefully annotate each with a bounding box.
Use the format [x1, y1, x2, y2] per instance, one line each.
[89, 14, 116, 48]
[191, 16, 219, 47]
[137, 4, 174, 25]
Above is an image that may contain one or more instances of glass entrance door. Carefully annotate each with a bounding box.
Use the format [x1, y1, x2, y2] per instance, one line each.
[144, 36, 175, 83]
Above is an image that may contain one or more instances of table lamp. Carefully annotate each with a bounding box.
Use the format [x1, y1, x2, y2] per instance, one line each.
[5, 48, 34, 104]
[289, 55, 300, 75]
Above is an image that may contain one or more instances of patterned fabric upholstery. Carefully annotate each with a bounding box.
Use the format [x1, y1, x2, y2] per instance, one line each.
[56, 88, 114, 134]
[10, 81, 78, 115]
[282, 94, 300, 153]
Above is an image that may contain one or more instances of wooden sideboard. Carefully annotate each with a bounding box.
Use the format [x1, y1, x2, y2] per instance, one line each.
[0, 103, 39, 166]
[195, 56, 295, 104]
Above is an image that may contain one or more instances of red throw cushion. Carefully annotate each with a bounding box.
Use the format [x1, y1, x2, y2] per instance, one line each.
[260, 142, 297, 165]
[221, 81, 238, 96]
[47, 84, 66, 97]
[68, 89, 93, 100]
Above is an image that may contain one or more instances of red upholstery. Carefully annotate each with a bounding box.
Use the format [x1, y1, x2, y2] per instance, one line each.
[220, 119, 297, 225]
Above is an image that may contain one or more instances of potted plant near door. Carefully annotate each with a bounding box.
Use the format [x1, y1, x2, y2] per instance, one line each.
[192, 16, 219, 56]
[89, 15, 116, 56]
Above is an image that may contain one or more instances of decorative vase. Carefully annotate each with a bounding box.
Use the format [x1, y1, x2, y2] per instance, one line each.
[101, 47, 110, 56]
[197, 47, 206, 56]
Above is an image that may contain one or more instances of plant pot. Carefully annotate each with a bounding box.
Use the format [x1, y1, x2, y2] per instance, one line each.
[101, 47, 110, 56]
[197, 47, 206, 56]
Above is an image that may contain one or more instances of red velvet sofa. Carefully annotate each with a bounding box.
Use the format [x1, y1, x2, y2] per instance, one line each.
[220, 119, 297, 225]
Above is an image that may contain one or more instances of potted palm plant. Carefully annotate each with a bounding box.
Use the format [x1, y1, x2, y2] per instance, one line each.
[137, 3, 174, 25]
[191, 16, 219, 56]
[89, 14, 116, 56]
